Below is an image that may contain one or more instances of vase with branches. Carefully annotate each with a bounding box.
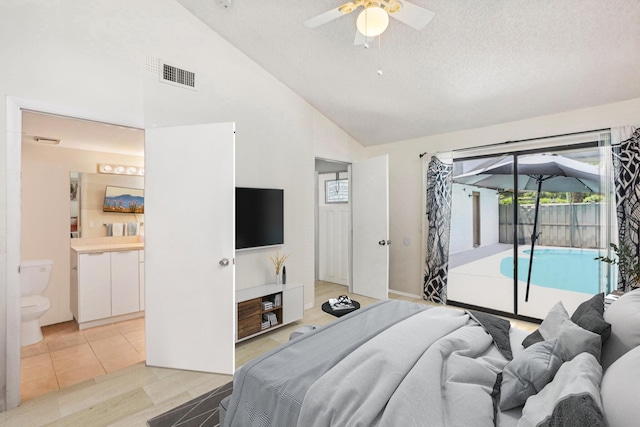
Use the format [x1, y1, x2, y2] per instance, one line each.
[595, 243, 640, 290]
[270, 250, 289, 284]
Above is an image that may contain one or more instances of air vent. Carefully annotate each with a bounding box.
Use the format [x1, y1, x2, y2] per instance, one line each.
[159, 61, 198, 91]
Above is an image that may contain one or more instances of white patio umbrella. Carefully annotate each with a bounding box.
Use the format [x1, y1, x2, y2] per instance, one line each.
[454, 153, 600, 301]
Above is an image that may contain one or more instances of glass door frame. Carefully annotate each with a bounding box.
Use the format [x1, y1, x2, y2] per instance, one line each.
[447, 139, 611, 321]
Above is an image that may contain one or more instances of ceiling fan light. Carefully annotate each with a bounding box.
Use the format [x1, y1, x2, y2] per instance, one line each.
[356, 7, 389, 37]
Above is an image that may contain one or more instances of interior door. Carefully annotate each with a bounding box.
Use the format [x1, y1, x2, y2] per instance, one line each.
[319, 173, 349, 285]
[352, 155, 389, 300]
[145, 123, 235, 374]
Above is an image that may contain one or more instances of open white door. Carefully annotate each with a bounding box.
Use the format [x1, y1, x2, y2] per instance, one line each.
[352, 155, 389, 300]
[145, 123, 235, 374]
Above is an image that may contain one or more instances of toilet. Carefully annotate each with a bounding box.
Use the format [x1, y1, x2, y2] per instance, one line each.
[21, 259, 53, 346]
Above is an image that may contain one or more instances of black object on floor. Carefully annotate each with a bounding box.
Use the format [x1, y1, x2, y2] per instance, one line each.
[322, 299, 360, 317]
[147, 381, 233, 427]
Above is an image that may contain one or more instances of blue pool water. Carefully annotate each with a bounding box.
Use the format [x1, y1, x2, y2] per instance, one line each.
[499, 248, 600, 294]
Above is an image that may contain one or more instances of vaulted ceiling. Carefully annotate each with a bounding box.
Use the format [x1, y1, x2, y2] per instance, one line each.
[176, 0, 640, 146]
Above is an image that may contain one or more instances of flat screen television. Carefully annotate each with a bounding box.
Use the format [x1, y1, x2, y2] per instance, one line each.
[236, 187, 284, 250]
[103, 186, 144, 214]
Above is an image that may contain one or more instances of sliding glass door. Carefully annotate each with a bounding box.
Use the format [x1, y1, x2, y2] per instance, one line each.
[447, 154, 515, 314]
[516, 146, 606, 318]
[447, 142, 612, 320]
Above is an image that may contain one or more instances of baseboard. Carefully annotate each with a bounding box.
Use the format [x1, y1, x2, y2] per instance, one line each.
[389, 289, 422, 300]
[304, 302, 314, 310]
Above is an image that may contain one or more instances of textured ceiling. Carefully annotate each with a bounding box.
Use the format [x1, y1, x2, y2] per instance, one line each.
[176, 0, 640, 146]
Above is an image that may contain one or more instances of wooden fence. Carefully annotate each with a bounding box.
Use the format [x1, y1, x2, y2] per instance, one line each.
[499, 203, 602, 248]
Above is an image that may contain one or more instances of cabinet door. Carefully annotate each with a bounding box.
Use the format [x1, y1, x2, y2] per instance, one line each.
[111, 251, 140, 316]
[78, 252, 111, 322]
[283, 285, 304, 324]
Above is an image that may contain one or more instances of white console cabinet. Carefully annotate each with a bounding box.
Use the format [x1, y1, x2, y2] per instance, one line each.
[236, 283, 304, 342]
[71, 246, 144, 329]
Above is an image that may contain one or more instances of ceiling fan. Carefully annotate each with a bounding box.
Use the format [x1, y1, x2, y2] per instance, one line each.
[304, 0, 435, 45]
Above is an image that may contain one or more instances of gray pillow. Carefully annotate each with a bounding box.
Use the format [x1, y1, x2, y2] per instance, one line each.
[601, 288, 640, 369]
[520, 352, 604, 427]
[523, 301, 601, 361]
[499, 338, 564, 410]
[571, 293, 611, 345]
[522, 329, 544, 348]
[601, 345, 640, 427]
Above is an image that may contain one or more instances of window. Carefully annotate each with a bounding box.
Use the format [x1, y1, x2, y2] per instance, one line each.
[325, 178, 349, 203]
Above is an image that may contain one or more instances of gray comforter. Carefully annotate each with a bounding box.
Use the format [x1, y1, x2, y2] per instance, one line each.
[223, 300, 512, 427]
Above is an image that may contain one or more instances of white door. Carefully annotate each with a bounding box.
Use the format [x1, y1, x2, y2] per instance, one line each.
[319, 173, 349, 285]
[145, 123, 235, 374]
[352, 155, 389, 300]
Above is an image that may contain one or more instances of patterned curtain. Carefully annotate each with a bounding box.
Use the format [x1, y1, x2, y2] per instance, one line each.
[423, 156, 453, 303]
[613, 127, 640, 291]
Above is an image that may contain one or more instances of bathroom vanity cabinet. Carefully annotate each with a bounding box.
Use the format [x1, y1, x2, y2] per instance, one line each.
[236, 283, 304, 342]
[70, 244, 144, 329]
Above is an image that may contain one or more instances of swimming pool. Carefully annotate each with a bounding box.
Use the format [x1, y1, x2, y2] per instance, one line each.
[499, 248, 601, 294]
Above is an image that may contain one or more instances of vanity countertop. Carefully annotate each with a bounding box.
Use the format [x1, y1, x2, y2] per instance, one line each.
[71, 242, 144, 254]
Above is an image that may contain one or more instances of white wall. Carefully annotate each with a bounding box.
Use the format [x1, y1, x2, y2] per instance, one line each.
[449, 184, 499, 254]
[366, 98, 640, 296]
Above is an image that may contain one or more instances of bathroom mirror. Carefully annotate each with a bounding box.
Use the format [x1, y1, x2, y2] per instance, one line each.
[70, 172, 144, 238]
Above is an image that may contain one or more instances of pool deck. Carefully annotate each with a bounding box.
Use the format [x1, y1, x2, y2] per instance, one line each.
[448, 244, 602, 319]
[450, 243, 513, 269]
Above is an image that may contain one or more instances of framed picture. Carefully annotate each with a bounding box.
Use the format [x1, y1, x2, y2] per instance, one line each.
[325, 178, 349, 203]
[103, 186, 144, 213]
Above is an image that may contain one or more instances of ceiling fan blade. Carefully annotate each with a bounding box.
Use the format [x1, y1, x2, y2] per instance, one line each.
[353, 30, 374, 46]
[304, 4, 352, 28]
[389, 0, 435, 31]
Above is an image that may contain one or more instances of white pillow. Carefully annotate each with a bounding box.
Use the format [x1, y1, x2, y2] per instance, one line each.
[601, 345, 640, 427]
[602, 288, 640, 369]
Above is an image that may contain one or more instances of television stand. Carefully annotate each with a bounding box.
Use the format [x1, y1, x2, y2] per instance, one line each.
[236, 283, 304, 342]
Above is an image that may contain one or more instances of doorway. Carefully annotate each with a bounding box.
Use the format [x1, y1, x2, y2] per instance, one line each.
[20, 110, 145, 401]
[315, 159, 351, 290]
[6, 98, 237, 411]
[472, 191, 481, 248]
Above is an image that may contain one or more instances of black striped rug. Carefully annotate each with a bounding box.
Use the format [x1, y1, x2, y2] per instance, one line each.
[147, 381, 233, 427]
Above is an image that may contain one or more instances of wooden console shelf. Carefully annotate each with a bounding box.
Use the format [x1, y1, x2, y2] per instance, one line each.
[236, 283, 304, 342]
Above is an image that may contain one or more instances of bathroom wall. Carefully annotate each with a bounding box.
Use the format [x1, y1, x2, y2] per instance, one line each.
[79, 173, 144, 238]
[21, 142, 144, 326]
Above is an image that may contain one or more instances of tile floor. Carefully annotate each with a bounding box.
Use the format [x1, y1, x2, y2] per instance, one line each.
[20, 317, 145, 401]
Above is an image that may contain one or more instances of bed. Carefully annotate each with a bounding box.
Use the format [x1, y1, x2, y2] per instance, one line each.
[220, 290, 640, 427]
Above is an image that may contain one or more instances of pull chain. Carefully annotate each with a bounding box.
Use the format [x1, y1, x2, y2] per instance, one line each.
[377, 34, 383, 75]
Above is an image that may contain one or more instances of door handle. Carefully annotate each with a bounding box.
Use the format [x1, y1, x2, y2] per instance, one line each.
[378, 240, 386, 246]
[219, 258, 230, 266]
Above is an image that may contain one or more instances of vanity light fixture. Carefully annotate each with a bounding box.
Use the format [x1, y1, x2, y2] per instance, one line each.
[98, 163, 144, 176]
